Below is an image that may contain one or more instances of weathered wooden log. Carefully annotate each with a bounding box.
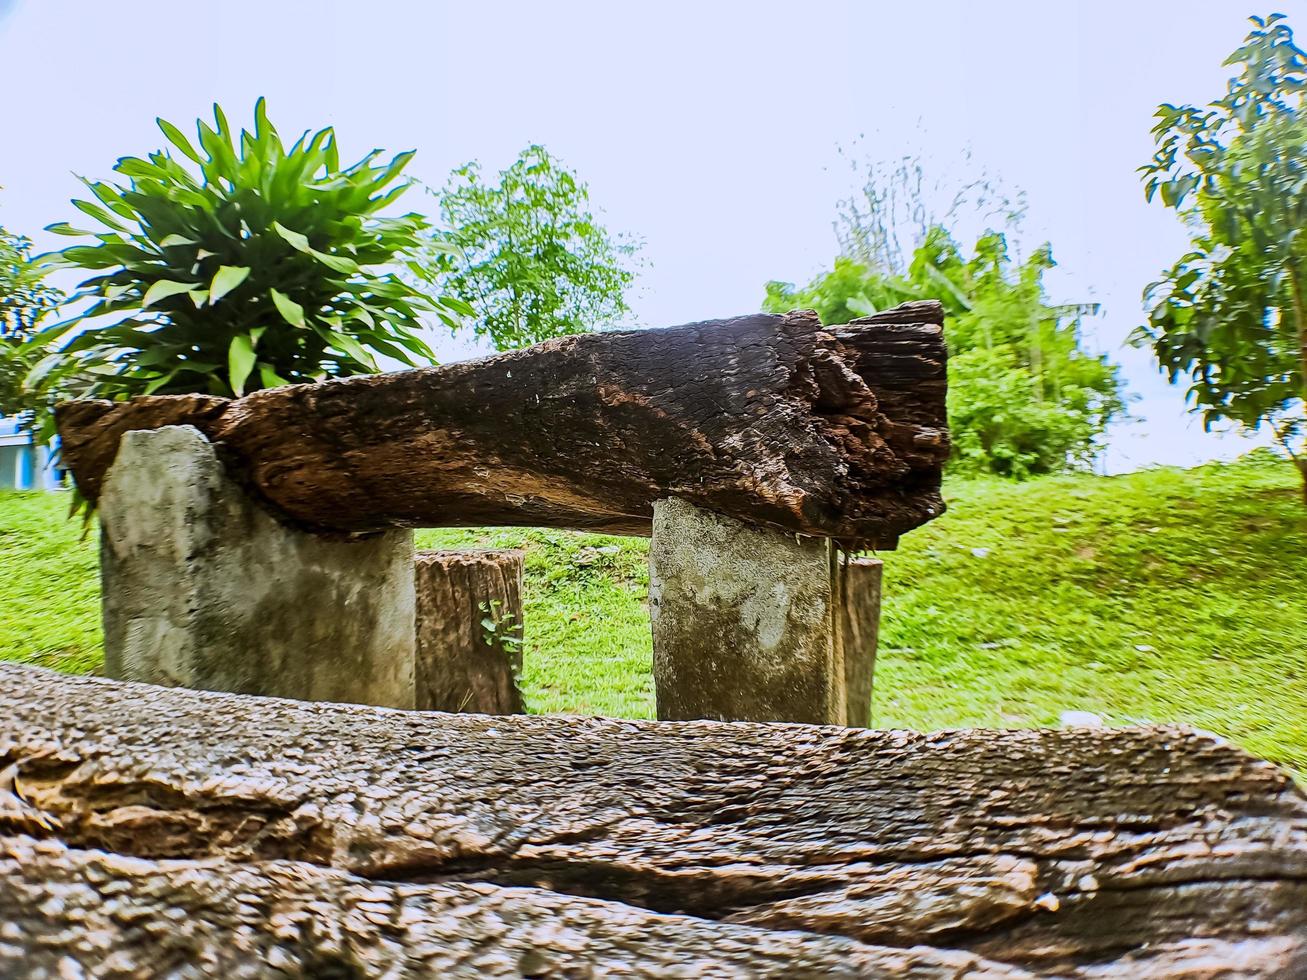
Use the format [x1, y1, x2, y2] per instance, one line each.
[2, 664, 1304, 977]
[0, 839, 1033, 978]
[414, 549, 525, 714]
[55, 302, 950, 548]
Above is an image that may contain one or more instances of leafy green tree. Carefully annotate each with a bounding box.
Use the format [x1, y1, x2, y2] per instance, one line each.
[424, 145, 638, 350]
[765, 227, 1124, 478]
[36, 99, 462, 400]
[0, 223, 62, 422]
[1135, 13, 1307, 494]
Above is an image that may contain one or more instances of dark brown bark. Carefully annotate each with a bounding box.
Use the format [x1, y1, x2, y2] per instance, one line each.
[55, 302, 949, 548]
[2, 664, 1304, 977]
[414, 549, 525, 715]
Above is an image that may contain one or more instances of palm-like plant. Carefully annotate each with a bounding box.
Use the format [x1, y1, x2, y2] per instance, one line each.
[34, 99, 465, 399]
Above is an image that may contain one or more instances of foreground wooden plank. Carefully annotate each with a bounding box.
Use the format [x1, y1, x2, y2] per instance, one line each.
[0, 837, 1029, 978]
[1, 664, 1304, 977]
[55, 302, 949, 547]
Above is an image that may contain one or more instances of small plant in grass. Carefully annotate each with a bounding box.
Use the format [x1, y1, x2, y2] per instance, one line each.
[33, 99, 468, 401]
[479, 599, 524, 652]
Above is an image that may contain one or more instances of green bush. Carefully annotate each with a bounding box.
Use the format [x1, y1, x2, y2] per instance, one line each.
[765, 228, 1125, 478]
[1, 225, 62, 421]
[1134, 14, 1307, 494]
[36, 99, 465, 400]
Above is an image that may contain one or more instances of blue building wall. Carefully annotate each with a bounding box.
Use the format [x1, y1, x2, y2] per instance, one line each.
[0, 417, 62, 491]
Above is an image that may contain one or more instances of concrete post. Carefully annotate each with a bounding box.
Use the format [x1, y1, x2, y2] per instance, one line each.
[99, 425, 417, 708]
[648, 498, 882, 726]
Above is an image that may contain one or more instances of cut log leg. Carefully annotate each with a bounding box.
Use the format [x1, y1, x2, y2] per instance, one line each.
[650, 498, 879, 725]
[839, 556, 883, 727]
[1, 664, 1305, 978]
[414, 549, 525, 714]
[97, 424, 417, 709]
[56, 302, 951, 548]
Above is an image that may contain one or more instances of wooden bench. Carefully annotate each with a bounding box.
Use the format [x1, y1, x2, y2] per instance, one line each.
[55, 302, 948, 723]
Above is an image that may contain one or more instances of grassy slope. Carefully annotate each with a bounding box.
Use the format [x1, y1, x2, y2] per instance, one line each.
[1, 453, 1303, 770]
[0, 494, 101, 675]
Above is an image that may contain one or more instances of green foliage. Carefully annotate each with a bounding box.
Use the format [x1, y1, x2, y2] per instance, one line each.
[763, 254, 922, 326]
[35, 99, 461, 401]
[765, 228, 1124, 478]
[1135, 14, 1307, 484]
[0, 225, 62, 421]
[423, 145, 638, 350]
[0, 492, 101, 675]
[478, 599, 524, 652]
[5, 454, 1304, 770]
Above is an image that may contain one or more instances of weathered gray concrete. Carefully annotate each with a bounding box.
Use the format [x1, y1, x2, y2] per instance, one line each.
[649, 498, 882, 725]
[99, 425, 417, 708]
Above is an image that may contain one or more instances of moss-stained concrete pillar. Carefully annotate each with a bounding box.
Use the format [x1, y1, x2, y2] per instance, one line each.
[648, 498, 882, 726]
[99, 425, 417, 709]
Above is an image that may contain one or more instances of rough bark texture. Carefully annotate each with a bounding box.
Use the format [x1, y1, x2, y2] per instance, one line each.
[97, 425, 418, 709]
[0, 838, 1032, 979]
[55, 302, 949, 548]
[2, 665, 1304, 977]
[414, 549, 525, 715]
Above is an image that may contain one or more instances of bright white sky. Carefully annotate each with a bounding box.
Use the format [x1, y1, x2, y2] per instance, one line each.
[0, 0, 1288, 470]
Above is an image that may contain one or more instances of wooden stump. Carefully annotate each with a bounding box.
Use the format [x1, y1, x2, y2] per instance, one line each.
[2, 663, 1305, 977]
[414, 549, 525, 714]
[840, 556, 883, 727]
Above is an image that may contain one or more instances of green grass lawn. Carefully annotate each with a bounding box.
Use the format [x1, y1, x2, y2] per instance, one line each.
[2, 451, 1304, 771]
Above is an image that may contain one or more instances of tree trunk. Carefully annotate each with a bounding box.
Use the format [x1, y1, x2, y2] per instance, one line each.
[55, 302, 950, 549]
[2, 664, 1304, 977]
[838, 554, 882, 726]
[414, 549, 525, 714]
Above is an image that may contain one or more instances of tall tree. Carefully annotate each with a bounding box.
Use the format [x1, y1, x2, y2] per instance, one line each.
[1135, 13, 1307, 494]
[425, 145, 638, 350]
